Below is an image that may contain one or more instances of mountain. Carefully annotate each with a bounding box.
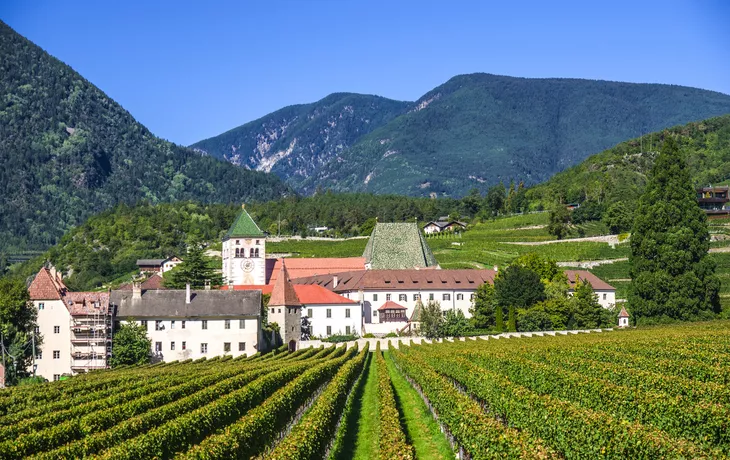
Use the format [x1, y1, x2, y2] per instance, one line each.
[191, 93, 410, 189]
[526, 114, 730, 206]
[197, 73, 730, 197]
[0, 21, 290, 253]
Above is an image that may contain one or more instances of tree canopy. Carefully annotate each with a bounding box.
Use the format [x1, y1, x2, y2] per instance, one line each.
[629, 136, 720, 323]
[110, 322, 151, 367]
[0, 278, 39, 385]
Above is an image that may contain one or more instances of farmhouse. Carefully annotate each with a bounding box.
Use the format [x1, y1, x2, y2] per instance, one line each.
[565, 270, 616, 308]
[28, 267, 113, 381]
[423, 219, 467, 234]
[135, 256, 182, 274]
[111, 283, 262, 362]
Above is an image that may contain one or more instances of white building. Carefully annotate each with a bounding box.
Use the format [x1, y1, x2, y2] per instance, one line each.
[111, 284, 262, 361]
[28, 267, 112, 381]
[565, 270, 616, 309]
[221, 205, 267, 286]
[136, 256, 183, 274]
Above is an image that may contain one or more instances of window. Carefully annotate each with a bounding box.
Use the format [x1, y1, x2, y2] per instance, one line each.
[201, 343, 208, 354]
[38, 303, 45, 310]
[386, 294, 392, 301]
[36, 351, 42, 360]
[373, 294, 378, 301]
[202, 320, 208, 330]
[326, 309, 332, 318]
[224, 342, 231, 352]
[239, 319, 246, 329]
[345, 308, 351, 318]
[155, 342, 162, 352]
[307, 309, 313, 318]
[429, 293, 434, 301]
[326, 326, 332, 336]
[182, 321, 186, 329]
[141, 320, 148, 329]
[278, 308, 281, 314]
[171, 320, 176, 329]
[271, 308, 275, 314]
[346, 326, 351, 334]
[443, 294, 451, 301]
[155, 320, 163, 331]
[182, 341, 187, 350]
[236, 239, 240, 245]
[53, 350, 60, 359]
[470, 293, 475, 301]
[373, 311, 378, 317]
[603, 293, 607, 300]
[413, 294, 420, 301]
[239, 342, 246, 351]
[256, 239, 260, 245]
[225, 320, 231, 329]
[171, 342, 176, 351]
[54, 326, 60, 334]
[53, 374, 60, 381]
[456, 293, 464, 300]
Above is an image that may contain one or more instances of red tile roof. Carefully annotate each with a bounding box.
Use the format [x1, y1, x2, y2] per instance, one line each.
[266, 257, 366, 285]
[378, 300, 407, 311]
[618, 306, 630, 317]
[223, 284, 355, 305]
[293, 269, 497, 292]
[564, 270, 615, 291]
[28, 268, 66, 300]
[118, 273, 167, 291]
[269, 262, 301, 307]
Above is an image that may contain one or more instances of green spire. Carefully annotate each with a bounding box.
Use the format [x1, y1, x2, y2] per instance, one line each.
[226, 205, 264, 238]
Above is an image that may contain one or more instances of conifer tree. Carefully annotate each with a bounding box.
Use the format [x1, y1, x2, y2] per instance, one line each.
[495, 305, 504, 332]
[164, 240, 223, 289]
[507, 306, 517, 332]
[629, 136, 720, 323]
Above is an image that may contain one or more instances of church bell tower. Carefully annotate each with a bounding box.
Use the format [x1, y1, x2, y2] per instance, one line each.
[222, 204, 266, 285]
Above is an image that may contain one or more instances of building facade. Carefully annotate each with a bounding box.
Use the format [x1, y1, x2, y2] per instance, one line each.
[222, 206, 267, 286]
[112, 285, 262, 361]
[28, 268, 112, 381]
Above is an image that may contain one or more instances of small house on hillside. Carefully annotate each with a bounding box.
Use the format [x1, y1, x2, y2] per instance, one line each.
[136, 256, 182, 274]
[423, 220, 467, 234]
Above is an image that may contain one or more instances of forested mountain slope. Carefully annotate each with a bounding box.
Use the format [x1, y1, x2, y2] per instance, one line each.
[527, 115, 730, 206]
[0, 21, 290, 252]
[191, 93, 410, 189]
[304, 74, 730, 196]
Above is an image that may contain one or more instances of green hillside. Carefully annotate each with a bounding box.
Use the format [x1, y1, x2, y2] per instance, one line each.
[527, 114, 730, 205]
[0, 21, 290, 253]
[190, 93, 410, 189]
[304, 74, 730, 196]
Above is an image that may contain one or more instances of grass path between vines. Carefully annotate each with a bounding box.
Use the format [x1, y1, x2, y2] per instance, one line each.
[384, 351, 454, 460]
[332, 352, 379, 460]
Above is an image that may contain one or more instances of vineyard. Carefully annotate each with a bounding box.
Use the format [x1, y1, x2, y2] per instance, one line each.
[1, 322, 729, 459]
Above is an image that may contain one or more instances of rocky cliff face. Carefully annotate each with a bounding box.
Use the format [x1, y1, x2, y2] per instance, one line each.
[191, 93, 410, 189]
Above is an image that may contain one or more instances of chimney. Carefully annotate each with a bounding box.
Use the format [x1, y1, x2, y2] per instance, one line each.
[132, 281, 142, 300]
[50, 266, 57, 281]
[333, 276, 338, 289]
[205, 280, 211, 291]
[186, 283, 191, 304]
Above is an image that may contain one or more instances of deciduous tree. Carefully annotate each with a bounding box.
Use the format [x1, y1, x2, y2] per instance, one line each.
[110, 321, 151, 367]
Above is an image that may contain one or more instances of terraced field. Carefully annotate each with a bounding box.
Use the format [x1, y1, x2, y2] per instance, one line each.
[2, 323, 729, 458]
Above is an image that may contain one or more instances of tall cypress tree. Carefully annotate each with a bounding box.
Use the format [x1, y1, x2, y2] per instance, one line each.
[629, 136, 720, 323]
[495, 305, 504, 333]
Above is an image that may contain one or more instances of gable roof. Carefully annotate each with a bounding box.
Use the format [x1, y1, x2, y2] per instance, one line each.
[268, 262, 301, 307]
[28, 267, 66, 300]
[564, 270, 615, 291]
[410, 300, 423, 322]
[136, 259, 166, 267]
[223, 284, 356, 305]
[618, 306, 630, 318]
[363, 222, 439, 269]
[378, 300, 407, 311]
[112, 289, 261, 318]
[64, 292, 111, 315]
[226, 206, 264, 238]
[265, 257, 366, 285]
[118, 273, 167, 291]
[294, 269, 497, 292]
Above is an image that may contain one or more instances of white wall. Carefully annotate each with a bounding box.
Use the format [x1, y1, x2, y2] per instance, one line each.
[342, 289, 477, 324]
[33, 300, 72, 381]
[568, 289, 616, 309]
[222, 237, 266, 285]
[123, 316, 260, 362]
[302, 303, 361, 338]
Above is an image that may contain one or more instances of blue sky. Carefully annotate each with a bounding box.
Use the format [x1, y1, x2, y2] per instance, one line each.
[2, 0, 728, 145]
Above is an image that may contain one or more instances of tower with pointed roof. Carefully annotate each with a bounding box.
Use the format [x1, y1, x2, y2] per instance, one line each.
[222, 204, 266, 286]
[268, 261, 302, 348]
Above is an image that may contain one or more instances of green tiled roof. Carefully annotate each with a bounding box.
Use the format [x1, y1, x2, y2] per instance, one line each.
[363, 222, 439, 269]
[226, 207, 264, 238]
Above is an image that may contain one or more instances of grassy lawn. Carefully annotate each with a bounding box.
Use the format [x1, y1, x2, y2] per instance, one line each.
[331, 352, 380, 460]
[384, 351, 454, 460]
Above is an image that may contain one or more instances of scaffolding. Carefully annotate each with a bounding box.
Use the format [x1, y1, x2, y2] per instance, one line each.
[69, 300, 113, 373]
